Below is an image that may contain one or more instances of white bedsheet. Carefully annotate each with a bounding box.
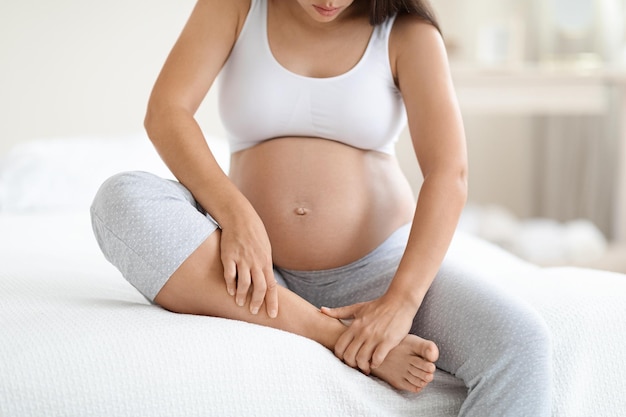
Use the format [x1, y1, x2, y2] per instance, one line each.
[0, 212, 465, 416]
[1, 212, 625, 416]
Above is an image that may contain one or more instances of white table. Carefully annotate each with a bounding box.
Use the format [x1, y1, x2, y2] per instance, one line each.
[451, 64, 626, 242]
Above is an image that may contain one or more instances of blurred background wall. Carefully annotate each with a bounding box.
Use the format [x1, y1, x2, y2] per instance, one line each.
[0, 0, 214, 153]
[426, 0, 626, 243]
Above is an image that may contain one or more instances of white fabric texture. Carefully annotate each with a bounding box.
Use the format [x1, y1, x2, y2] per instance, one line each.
[1, 212, 626, 416]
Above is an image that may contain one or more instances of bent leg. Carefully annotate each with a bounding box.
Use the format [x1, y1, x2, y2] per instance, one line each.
[90, 172, 438, 392]
[155, 229, 345, 350]
[278, 224, 439, 391]
[90, 171, 344, 348]
[160, 231, 438, 392]
[412, 255, 553, 416]
[90, 171, 217, 301]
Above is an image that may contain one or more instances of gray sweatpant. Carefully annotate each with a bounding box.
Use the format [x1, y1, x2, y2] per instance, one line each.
[91, 171, 552, 416]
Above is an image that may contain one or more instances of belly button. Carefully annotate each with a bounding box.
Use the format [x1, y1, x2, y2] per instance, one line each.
[294, 207, 309, 216]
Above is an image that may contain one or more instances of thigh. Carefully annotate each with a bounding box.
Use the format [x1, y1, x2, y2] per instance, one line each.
[90, 171, 219, 301]
[411, 254, 550, 377]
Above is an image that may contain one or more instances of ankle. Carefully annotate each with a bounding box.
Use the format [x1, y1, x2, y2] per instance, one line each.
[316, 313, 346, 351]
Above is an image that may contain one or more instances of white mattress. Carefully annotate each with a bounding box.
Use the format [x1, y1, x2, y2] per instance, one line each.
[0, 212, 468, 416]
[2, 211, 626, 416]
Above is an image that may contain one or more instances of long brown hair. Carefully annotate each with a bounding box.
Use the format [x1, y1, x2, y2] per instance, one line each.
[368, 0, 440, 31]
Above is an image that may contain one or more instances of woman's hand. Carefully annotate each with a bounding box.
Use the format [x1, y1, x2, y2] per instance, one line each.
[219, 212, 278, 318]
[321, 295, 417, 374]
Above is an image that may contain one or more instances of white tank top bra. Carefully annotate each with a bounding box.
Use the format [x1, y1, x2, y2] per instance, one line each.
[217, 0, 407, 155]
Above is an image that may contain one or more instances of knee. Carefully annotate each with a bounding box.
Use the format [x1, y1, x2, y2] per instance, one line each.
[91, 171, 156, 215]
[520, 311, 551, 354]
[90, 171, 172, 246]
[91, 171, 190, 227]
[499, 307, 553, 373]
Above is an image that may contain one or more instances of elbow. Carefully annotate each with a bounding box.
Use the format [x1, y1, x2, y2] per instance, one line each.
[455, 163, 469, 208]
[143, 91, 176, 138]
[143, 100, 183, 145]
[144, 98, 193, 139]
[458, 164, 469, 201]
[143, 107, 152, 133]
[143, 101, 161, 140]
[423, 163, 468, 207]
[458, 172, 469, 208]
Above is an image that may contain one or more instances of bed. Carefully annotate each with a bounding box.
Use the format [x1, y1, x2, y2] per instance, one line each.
[1, 135, 625, 416]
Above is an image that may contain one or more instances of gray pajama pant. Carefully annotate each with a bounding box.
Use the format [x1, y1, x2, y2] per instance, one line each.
[91, 171, 552, 417]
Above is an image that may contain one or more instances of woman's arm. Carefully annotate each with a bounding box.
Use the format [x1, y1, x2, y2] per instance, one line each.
[388, 17, 468, 315]
[323, 17, 467, 372]
[144, 0, 278, 318]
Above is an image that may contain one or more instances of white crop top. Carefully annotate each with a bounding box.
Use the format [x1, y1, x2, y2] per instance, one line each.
[218, 0, 407, 155]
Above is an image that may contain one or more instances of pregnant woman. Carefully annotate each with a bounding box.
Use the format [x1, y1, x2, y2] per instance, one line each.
[91, 1, 552, 415]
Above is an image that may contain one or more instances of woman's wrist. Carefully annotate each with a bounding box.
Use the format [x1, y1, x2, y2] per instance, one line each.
[382, 275, 429, 313]
[206, 185, 257, 229]
[380, 288, 422, 317]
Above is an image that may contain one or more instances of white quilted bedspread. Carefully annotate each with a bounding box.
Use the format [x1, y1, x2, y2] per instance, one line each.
[1, 212, 625, 417]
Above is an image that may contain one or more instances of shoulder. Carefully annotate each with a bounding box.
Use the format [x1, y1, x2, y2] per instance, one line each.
[181, 0, 252, 46]
[232, 0, 252, 20]
[199, 0, 250, 14]
[390, 14, 445, 62]
[388, 14, 449, 85]
[195, 0, 251, 32]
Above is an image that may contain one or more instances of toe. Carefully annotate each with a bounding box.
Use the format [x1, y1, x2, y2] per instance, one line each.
[403, 374, 427, 392]
[422, 340, 439, 363]
[409, 355, 436, 374]
[408, 360, 435, 383]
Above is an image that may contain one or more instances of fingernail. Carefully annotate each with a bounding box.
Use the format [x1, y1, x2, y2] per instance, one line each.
[269, 309, 277, 318]
[228, 288, 235, 296]
[251, 306, 259, 315]
[237, 298, 244, 307]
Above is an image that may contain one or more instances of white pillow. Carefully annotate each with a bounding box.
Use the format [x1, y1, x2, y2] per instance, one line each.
[0, 133, 230, 212]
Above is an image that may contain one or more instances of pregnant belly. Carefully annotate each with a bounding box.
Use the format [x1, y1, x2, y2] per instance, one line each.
[229, 137, 415, 270]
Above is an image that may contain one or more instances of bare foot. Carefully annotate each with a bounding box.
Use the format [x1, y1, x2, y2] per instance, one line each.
[370, 334, 439, 393]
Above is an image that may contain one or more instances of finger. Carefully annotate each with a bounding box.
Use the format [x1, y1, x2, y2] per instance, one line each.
[370, 341, 396, 369]
[222, 260, 237, 296]
[248, 267, 267, 315]
[264, 270, 279, 318]
[320, 304, 358, 319]
[333, 331, 354, 363]
[355, 342, 377, 375]
[342, 337, 366, 369]
[235, 267, 251, 307]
